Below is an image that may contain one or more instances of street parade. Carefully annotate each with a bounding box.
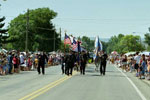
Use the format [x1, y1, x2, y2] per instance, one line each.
[0, 0, 150, 100]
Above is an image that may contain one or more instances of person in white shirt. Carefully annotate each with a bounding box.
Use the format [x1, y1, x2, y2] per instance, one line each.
[134, 52, 141, 74]
[20, 53, 25, 71]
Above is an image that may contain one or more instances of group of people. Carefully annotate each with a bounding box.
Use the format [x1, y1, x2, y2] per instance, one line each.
[0, 49, 108, 76]
[113, 52, 150, 80]
[0, 51, 62, 76]
[60, 50, 108, 76]
[61, 51, 88, 75]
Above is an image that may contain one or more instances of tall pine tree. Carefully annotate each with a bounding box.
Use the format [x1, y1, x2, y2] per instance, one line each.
[0, 17, 8, 48]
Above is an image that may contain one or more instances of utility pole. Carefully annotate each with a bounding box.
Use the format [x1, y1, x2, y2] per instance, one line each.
[25, 9, 29, 52]
[60, 28, 61, 41]
[54, 32, 55, 51]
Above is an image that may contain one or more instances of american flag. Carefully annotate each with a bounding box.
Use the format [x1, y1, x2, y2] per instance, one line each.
[64, 34, 71, 45]
[72, 39, 77, 50]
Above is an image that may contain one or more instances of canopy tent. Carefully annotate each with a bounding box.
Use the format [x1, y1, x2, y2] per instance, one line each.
[49, 51, 56, 55]
[124, 52, 136, 56]
[0, 48, 8, 54]
[111, 51, 118, 55]
[139, 51, 150, 56]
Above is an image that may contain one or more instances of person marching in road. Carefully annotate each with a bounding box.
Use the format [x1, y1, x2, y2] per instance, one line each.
[80, 51, 87, 75]
[100, 51, 108, 75]
[61, 56, 65, 74]
[69, 51, 76, 75]
[37, 52, 48, 75]
[64, 53, 70, 75]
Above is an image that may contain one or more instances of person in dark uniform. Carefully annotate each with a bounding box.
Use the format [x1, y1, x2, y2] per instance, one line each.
[37, 52, 48, 75]
[100, 51, 108, 75]
[61, 56, 65, 74]
[64, 53, 70, 75]
[80, 51, 87, 75]
[69, 51, 76, 75]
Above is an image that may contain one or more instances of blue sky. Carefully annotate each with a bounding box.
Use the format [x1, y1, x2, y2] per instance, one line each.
[0, 0, 150, 38]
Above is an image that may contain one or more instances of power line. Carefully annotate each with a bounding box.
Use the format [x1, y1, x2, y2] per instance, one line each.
[1, 15, 150, 21]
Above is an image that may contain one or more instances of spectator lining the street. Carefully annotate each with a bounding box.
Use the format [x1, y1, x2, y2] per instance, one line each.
[139, 54, 146, 79]
[13, 55, 19, 73]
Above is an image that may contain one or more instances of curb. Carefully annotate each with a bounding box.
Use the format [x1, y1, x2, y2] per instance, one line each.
[142, 79, 150, 86]
[115, 64, 150, 86]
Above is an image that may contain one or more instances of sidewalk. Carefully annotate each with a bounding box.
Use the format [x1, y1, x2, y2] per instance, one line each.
[131, 72, 150, 86]
[116, 64, 150, 86]
[142, 78, 150, 86]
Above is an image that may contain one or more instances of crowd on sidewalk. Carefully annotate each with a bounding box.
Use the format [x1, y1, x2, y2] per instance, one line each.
[109, 52, 150, 80]
[0, 51, 62, 76]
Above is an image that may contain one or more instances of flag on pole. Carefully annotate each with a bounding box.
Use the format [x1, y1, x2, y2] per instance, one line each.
[64, 34, 71, 45]
[72, 38, 78, 50]
[77, 40, 81, 52]
[70, 35, 74, 44]
[95, 36, 102, 54]
[100, 41, 103, 51]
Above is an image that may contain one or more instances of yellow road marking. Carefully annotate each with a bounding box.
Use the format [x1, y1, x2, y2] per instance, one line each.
[19, 76, 68, 100]
[28, 76, 72, 100]
[19, 71, 77, 100]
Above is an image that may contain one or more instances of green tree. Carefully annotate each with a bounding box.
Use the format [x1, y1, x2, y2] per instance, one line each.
[107, 34, 144, 54]
[81, 36, 95, 51]
[144, 33, 150, 51]
[101, 41, 108, 52]
[144, 33, 150, 45]
[7, 8, 60, 52]
[107, 35, 122, 53]
[0, 17, 8, 48]
[119, 35, 144, 53]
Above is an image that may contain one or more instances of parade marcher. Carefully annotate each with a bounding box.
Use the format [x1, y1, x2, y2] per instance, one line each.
[37, 52, 48, 75]
[80, 51, 87, 75]
[100, 51, 108, 75]
[64, 54, 70, 75]
[61, 56, 65, 74]
[69, 51, 76, 75]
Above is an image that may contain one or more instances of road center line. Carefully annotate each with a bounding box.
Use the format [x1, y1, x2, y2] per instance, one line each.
[114, 65, 147, 100]
[27, 76, 72, 100]
[19, 76, 68, 100]
[19, 71, 77, 100]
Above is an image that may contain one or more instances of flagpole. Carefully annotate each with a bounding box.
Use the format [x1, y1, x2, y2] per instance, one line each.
[77, 40, 80, 65]
[64, 30, 67, 56]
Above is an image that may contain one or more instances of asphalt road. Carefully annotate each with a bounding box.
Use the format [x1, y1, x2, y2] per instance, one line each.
[0, 64, 150, 100]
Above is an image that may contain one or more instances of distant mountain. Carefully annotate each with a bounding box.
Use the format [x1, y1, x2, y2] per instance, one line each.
[89, 37, 110, 42]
